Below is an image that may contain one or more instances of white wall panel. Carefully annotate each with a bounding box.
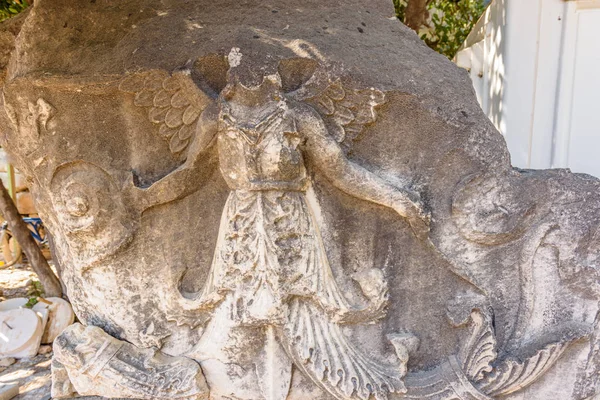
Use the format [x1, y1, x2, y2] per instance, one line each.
[456, 0, 600, 178]
[560, 8, 600, 177]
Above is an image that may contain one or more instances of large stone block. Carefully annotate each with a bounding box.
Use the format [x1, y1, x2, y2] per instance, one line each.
[0, 1, 598, 399]
[52, 323, 209, 399]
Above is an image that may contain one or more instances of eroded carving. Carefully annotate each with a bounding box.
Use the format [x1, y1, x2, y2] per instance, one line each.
[49, 161, 135, 265]
[400, 293, 590, 400]
[2, 96, 55, 138]
[448, 294, 590, 399]
[574, 311, 600, 399]
[26, 98, 55, 137]
[52, 323, 209, 399]
[119, 69, 213, 158]
[298, 78, 387, 150]
[452, 174, 536, 246]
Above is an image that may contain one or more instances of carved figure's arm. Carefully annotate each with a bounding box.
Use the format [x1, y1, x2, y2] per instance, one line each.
[133, 103, 219, 211]
[298, 105, 430, 239]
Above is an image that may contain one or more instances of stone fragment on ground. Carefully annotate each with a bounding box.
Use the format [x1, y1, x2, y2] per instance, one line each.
[52, 323, 209, 399]
[0, 268, 38, 301]
[0, 382, 19, 400]
[39, 298, 75, 344]
[0, 308, 43, 359]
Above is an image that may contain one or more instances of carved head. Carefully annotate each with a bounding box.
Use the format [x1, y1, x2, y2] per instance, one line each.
[221, 73, 284, 107]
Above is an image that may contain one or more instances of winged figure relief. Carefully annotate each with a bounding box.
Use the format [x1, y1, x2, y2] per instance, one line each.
[119, 58, 430, 400]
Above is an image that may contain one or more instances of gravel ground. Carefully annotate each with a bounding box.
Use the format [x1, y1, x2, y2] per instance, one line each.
[0, 352, 53, 399]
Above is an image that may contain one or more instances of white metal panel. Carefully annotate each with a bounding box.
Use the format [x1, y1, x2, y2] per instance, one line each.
[456, 0, 600, 177]
[528, 1, 566, 169]
[500, 0, 542, 168]
[482, 0, 505, 133]
[563, 8, 600, 177]
[553, 1, 579, 169]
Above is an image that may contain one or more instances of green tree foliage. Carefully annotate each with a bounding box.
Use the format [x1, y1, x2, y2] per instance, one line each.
[0, 0, 29, 22]
[394, 0, 486, 59]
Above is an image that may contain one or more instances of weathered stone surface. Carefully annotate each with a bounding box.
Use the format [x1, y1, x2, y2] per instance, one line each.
[0, 8, 28, 88]
[0, 0, 598, 399]
[52, 323, 209, 399]
[0, 382, 19, 400]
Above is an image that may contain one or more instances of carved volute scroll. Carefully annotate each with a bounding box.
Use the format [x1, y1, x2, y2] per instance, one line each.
[49, 161, 135, 266]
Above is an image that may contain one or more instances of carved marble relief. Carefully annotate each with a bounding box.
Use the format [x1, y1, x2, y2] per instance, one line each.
[0, 1, 599, 399]
[118, 67, 429, 400]
[52, 323, 209, 399]
[49, 161, 135, 266]
[0, 57, 596, 400]
[3, 96, 55, 140]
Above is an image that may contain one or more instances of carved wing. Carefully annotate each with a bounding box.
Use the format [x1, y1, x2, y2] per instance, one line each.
[119, 70, 213, 158]
[296, 79, 386, 152]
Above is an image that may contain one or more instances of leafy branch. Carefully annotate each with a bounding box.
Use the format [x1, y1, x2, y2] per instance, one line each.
[394, 0, 486, 59]
[0, 0, 29, 22]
